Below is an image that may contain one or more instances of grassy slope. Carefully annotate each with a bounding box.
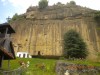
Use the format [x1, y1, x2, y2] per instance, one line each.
[2, 58, 57, 75]
[2, 58, 100, 75]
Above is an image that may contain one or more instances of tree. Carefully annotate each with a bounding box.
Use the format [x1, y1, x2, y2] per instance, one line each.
[94, 11, 100, 22]
[38, 0, 48, 9]
[8, 13, 25, 23]
[12, 13, 19, 21]
[69, 1, 76, 5]
[56, 2, 62, 5]
[63, 29, 88, 59]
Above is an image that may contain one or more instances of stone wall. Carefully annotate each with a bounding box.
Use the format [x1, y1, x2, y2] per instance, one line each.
[11, 17, 100, 59]
[55, 61, 100, 75]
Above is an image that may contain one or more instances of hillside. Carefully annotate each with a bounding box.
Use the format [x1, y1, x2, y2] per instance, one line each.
[10, 2, 100, 60]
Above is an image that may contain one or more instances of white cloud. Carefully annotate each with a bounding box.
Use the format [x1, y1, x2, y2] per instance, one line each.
[0, 0, 40, 14]
[6, 0, 37, 14]
[1, 0, 100, 10]
[74, 0, 100, 10]
[1, 0, 100, 15]
[8, 0, 35, 7]
[1, 0, 8, 5]
[1, 0, 6, 2]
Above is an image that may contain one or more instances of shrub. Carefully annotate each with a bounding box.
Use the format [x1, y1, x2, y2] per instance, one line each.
[94, 11, 100, 22]
[8, 13, 25, 23]
[69, 1, 76, 5]
[38, 0, 48, 9]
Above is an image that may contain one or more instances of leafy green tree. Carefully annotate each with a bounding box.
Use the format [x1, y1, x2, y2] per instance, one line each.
[69, 1, 76, 5]
[12, 13, 19, 21]
[56, 2, 62, 5]
[94, 11, 100, 21]
[8, 13, 25, 23]
[63, 29, 88, 59]
[38, 0, 48, 9]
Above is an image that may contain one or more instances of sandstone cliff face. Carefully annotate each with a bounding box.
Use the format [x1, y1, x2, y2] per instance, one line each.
[11, 4, 100, 60]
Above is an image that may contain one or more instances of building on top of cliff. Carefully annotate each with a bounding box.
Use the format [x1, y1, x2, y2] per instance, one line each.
[0, 23, 16, 68]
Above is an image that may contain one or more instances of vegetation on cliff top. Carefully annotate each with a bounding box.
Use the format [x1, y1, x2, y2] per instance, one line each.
[38, 0, 48, 9]
[94, 11, 100, 30]
[68, 1, 76, 5]
[8, 13, 25, 23]
[8, 0, 95, 22]
[94, 11, 100, 22]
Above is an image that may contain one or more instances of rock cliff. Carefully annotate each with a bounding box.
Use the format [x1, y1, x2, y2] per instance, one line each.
[10, 3, 100, 60]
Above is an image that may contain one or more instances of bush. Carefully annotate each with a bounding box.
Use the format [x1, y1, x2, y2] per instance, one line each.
[38, 0, 48, 9]
[69, 1, 76, 5]
[59, 57, 65, 60]
[8, 13, 25, 23]
[63, 29, 88, 59]
[94, 11, 100, 21]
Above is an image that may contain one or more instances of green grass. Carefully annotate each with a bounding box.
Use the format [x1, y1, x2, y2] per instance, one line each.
[1, 58, 100, 75]
[2, 58, 57, 75]
[64, 59, 100, 66]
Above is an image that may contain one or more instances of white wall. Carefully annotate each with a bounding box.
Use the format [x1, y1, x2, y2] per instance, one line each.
[16, 52, 32, 58]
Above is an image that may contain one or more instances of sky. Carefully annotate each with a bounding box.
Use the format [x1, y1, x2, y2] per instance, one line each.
[0, 0, 100, 23]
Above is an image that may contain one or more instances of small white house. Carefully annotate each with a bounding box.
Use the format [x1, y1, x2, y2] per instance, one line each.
[16, 52, 32, 58]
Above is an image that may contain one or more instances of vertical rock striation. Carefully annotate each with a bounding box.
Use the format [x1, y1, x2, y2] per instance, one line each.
[11, 4, 100, 60]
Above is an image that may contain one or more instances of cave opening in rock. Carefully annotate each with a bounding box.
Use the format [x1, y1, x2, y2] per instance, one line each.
[38, 51, 41, 55]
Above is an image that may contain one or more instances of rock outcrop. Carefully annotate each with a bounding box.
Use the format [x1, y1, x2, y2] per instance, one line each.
[10, 3, 100, 60]
[55, 61, 100, 75]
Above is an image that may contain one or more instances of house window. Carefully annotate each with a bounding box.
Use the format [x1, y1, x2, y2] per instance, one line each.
[23, 54, 26, 58]
[19, 54, 21, 57]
